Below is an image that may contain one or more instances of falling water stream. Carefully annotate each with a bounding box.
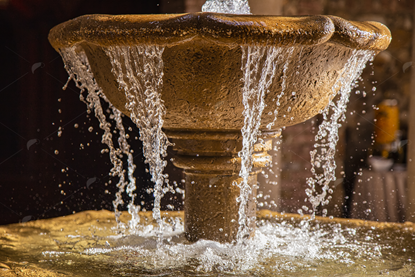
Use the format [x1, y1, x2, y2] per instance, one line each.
[237, 45, 291, 241]
[305, 50, 375, 218]
[104, 46, 170, 237]
[60, 44, 176, 242]
[59, 47, 141, 229]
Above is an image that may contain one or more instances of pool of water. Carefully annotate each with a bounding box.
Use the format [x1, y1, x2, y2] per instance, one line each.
[1, 210, 414, 276]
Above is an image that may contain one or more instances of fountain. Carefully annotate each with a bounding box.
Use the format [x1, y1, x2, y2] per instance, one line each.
[47, 10, 391, 242]
[1, 2, 414, 277]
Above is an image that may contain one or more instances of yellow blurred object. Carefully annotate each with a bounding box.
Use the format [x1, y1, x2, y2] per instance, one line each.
[374, 99, 399, 144]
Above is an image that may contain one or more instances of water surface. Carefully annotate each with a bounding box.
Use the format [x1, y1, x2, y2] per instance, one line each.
[1, 210, 414, 276]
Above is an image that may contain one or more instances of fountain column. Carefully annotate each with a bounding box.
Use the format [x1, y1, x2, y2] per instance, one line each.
[166, 130, 278, 242]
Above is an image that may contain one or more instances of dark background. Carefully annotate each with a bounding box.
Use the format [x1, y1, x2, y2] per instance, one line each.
[0, 0, 186, 225]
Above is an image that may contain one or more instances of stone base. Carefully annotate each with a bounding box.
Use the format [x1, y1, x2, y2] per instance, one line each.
[184, 171, 257, 242]
[166, 130, 278, 242]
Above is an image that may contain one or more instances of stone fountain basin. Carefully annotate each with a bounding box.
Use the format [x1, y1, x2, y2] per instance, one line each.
[49, 13, 391, 132]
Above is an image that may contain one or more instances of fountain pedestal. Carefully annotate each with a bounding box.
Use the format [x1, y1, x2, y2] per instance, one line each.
[167, 130, 277, 242]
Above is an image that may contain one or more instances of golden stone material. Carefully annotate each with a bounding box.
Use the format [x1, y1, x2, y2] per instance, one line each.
[48, 13, 391, 242]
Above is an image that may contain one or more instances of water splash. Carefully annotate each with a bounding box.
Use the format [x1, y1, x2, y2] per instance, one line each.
[30, 212, 399, 276]
[202, 0, 251, 14]
[237, 45, 283, 242]
[60, 47, 140, 229]
[105, 46, 171, 234]
[306, 50, 375, 218]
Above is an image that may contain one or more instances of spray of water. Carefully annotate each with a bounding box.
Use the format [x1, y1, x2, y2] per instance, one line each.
[48, 218, 387, 276]
[305, 50, 375, 218]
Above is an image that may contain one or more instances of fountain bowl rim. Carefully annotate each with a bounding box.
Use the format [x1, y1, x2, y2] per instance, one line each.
[48, 12, 391, 52]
